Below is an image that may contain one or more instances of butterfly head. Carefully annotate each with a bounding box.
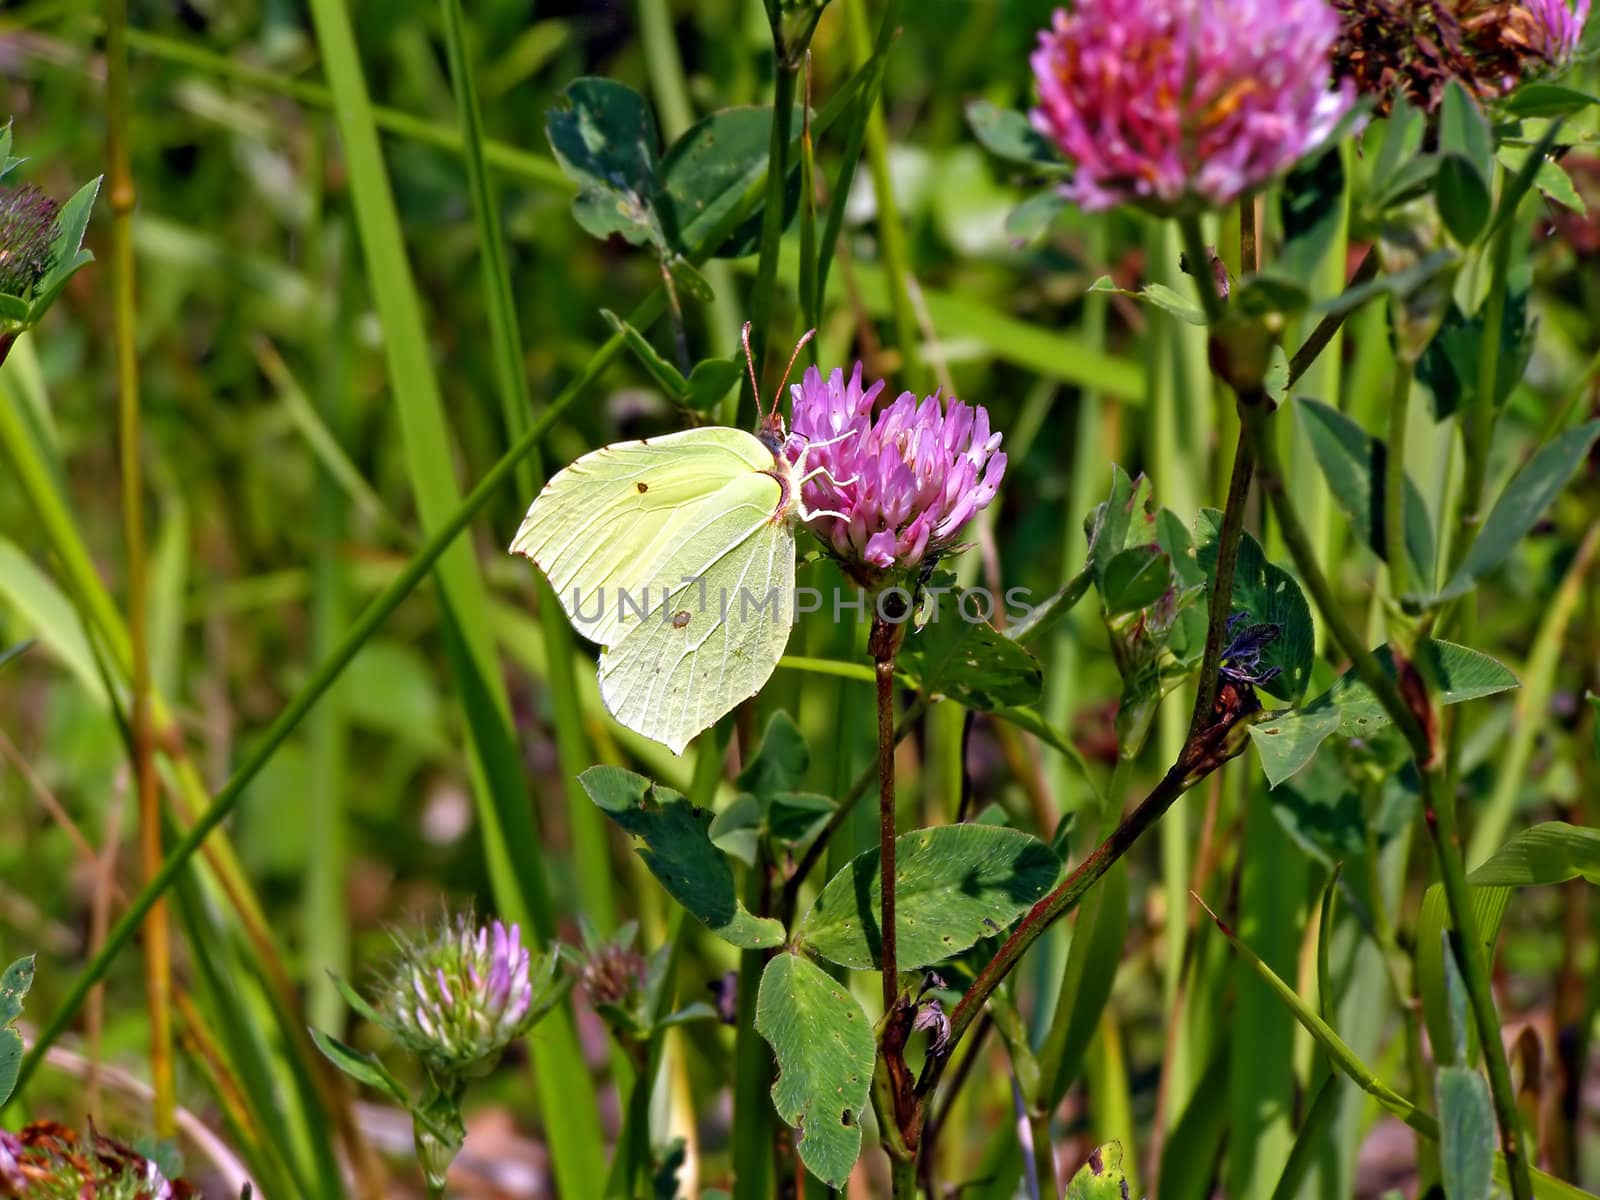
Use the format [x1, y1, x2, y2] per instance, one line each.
[742, 321, 816, 453]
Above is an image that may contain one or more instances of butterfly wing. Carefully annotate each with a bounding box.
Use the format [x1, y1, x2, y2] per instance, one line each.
[511, 427, 795, 754]
[510, 428, 775, 649]
[599, 478, 795, 754]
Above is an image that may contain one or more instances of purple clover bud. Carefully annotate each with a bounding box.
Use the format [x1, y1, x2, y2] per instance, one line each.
[1029, 0, 1354, 214]
[786, 364, 1007, 584]
[0, 185, 58, 300]
[379, 915, 539, 1074]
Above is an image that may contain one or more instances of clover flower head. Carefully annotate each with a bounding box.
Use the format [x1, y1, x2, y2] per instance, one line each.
[786, 364, 1006, 582]
[0, 1123, 193, 1199]
[1522, 0, 1589, 65]
[1029, 0, 1355, 213]
[0, 186, 57, 299]
[379, 915, 535, 1074]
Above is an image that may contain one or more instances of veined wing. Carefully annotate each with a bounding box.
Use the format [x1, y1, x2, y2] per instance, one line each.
[598, 472, 796, 755]
[510, 427, 775, 648]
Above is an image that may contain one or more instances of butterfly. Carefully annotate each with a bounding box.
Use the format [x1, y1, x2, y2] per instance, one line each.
[510, 326, 851, 755]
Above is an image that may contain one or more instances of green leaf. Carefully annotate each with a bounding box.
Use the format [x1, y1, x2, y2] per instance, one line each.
[683, 356, 742, 411]
[1441, 81, 1493, 171]
[658, 105, 798, 259]
[900, 587, 1044, 710]
[601, 308, 689, 396]
[1102, 545, 1173, 616]
[1065, 1142, 1133, 1200]
[797, 824, 1060, 970]
[754, 953, 875, 1188]
[1502, 83, 1599, 118]
[1086, 469, 1155, 587]
[1437, 1067, 1494, 1200]
[1233, 272, 1312, 318]
[1468, 821, 1600, 887]
[1196, 510, 1315, 703]
[1268, 747, 1369, 863]
[546, 78, 664, 248]
[579, 766, 785, 949]
[1279, 146, 1345, 285]
[1432, 420, 1600, 603]
[0, 954, 34, 1107]
[26, 176, 101, 324]
[1299, 398, 1436, 583]
[309, 1028, 411, 1107]
[1415, 294, 1534, 420]
[0, 294, 30, 323]
[965, 100, 1068, 173]
[1533, 157, 1586, 214]
[1006, 190, 1070, 241]
[1248, 641, 1518, 787]
[1089, 275, 1206, 325]
[0, 955, 34, 1029]
[737, 711, 810, 799]
[1369, 97, 1427, 207]
[1436, 155, 1492, 245]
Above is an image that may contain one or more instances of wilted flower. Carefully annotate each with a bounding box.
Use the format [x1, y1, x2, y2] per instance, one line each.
[787, 365, 1006, 583]
[378, 916, 537, 1075]
[0, 186, 57, 300]
[580, 935, 647, 1012]
[1029, 0, 1354, 212]
[0, 1122, 199, 1199]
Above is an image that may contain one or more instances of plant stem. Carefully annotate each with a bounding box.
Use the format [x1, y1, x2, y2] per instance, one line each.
[1189, 425, 1254, 736]
[942, 765, 1197, 1056]
[105, 0, 175, 1139]
[815, 0, 904, 329]
[1385, 358, 1414, 600]
[846, 0, 922, 389]
[873, 616, 901, 1016]
[1244, 404, 1534, 1200]
[747, 60, 799, 417]
[438, 0, 615, 934]
[1286, 248, 1379, 389]
[1178, 214, 1224, 325]
[890, 1153, 919, 1198]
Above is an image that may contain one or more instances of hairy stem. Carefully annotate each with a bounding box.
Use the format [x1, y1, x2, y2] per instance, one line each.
[106, 0, 175, 1138]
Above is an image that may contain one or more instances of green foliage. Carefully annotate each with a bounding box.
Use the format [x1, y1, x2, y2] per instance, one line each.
[797, 824, 1060, 969]
[0, 954, 34, 1107]
[580, 765, 785, 949]
[754, 953, 875, 1188]
[900, 585, 1044, 710]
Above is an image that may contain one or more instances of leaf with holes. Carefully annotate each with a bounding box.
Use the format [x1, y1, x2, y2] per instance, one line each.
[900, 586, 1043, 710]
[797, 824, 1060, 969]
[755, 953, 875, 1188]
[1248, 640, 1518, 787]
[1065, 1142, 1133, 1200]
[546, 78, 664, 248]
[0, 954, 35, 1107]
[580, 766, 784, 949]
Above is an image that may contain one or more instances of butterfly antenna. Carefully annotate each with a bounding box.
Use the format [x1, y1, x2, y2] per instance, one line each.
[740, 321, 763, 412]
[773, 329, 817, 423]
